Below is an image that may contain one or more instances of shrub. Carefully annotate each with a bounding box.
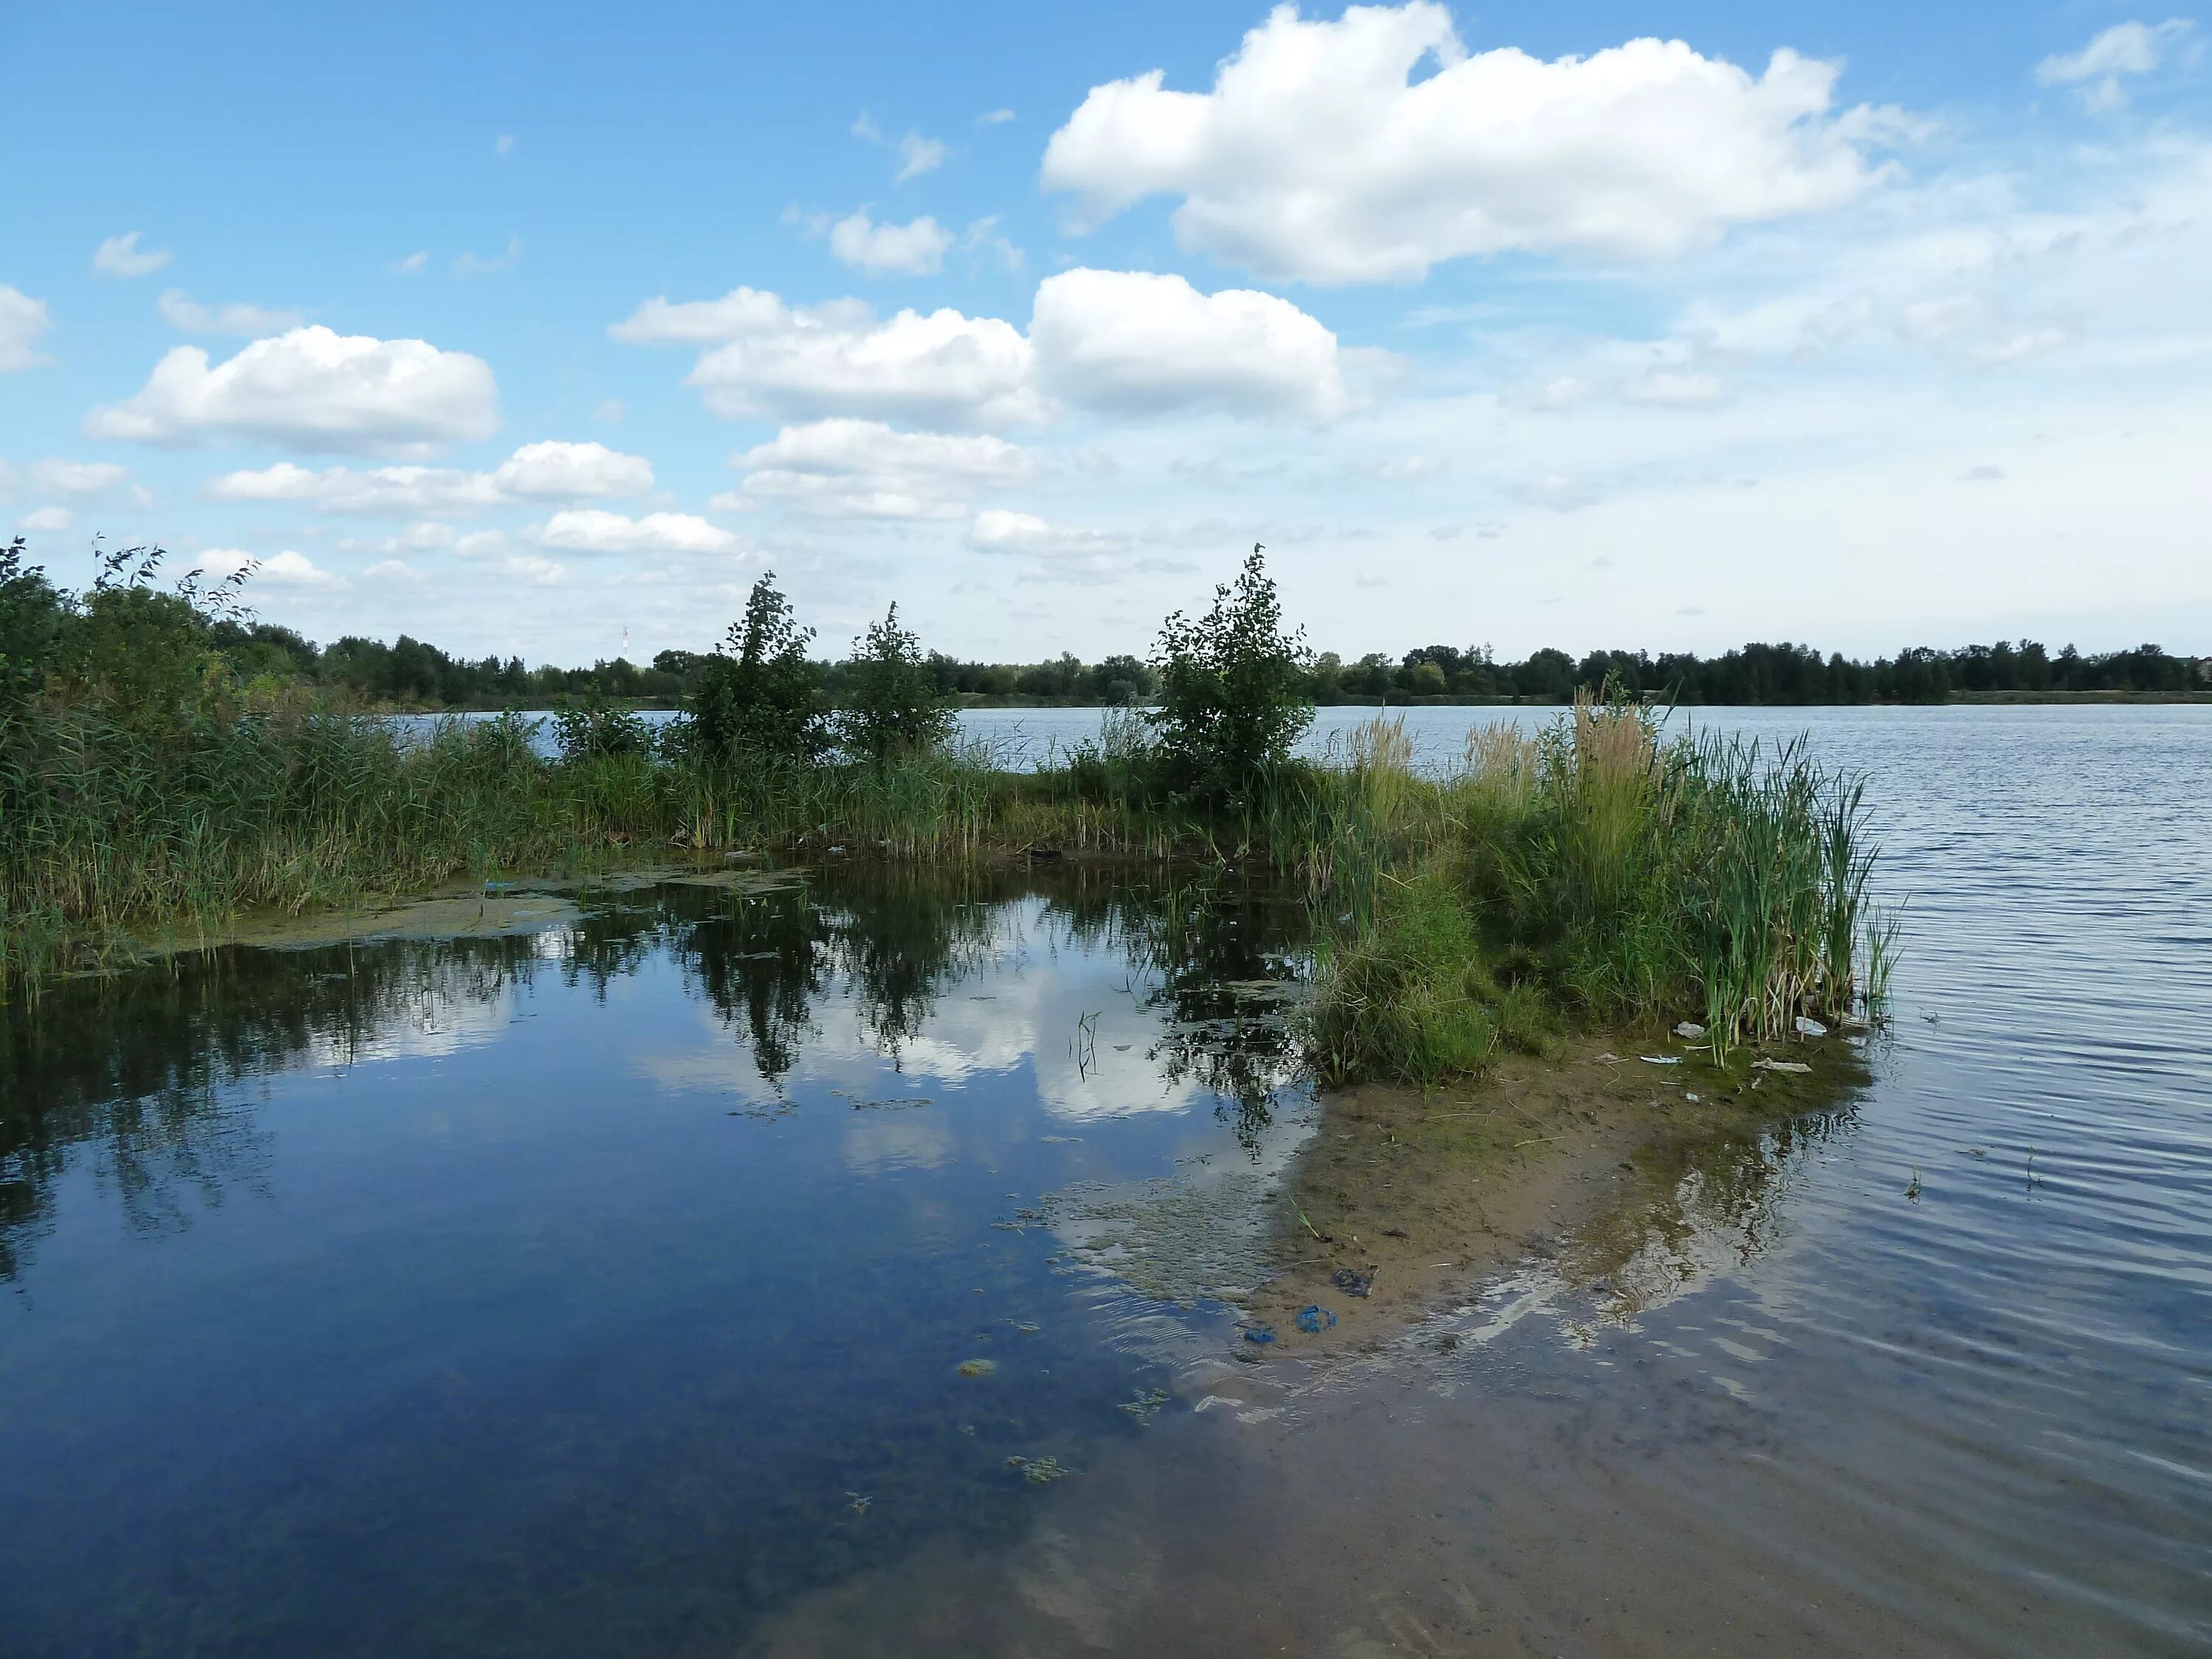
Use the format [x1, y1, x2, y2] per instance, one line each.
[551, 692, 652, 762]
[684, 572, 826, 764]
[1148, 545, 1313, 800]
[835, 604, 954, 763]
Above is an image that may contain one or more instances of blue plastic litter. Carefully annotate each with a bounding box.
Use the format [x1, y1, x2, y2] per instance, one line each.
[1294, 1304, 1338, 1334]
[1242, 1324, 1277, 1345]
[1331, 1267, 1374, 1298]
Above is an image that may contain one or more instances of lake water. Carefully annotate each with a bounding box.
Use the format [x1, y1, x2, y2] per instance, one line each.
[3, 707, 2207, 1655]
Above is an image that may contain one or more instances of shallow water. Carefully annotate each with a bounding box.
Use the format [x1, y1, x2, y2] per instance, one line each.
[4, 708, 2208, 1655]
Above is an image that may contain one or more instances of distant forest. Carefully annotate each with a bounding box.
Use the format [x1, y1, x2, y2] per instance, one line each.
[206, 625, 2211, 710]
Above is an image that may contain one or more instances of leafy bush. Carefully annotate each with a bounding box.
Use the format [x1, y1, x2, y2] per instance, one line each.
[684, 572, 826, 763]
[551, 692, 652, 762]
[1148, 545, 1313, 799]
[835, 604, 954, 763]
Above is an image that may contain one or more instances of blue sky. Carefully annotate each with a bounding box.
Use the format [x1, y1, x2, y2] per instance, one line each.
[4, 1, 2208, 666]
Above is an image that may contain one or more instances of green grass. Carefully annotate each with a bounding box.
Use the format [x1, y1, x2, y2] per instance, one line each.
[1, 693, 1893, 1092]
[1300, 700, 1894, 1085]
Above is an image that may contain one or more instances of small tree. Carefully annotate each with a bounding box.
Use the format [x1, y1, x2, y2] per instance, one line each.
[1148, 544, 1313, 798]
[686, 572, 826, 763]
[835, 603, 954, 762]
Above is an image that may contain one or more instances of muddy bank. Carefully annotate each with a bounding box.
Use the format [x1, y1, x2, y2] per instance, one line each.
[1244, 1032, 1871, 1353]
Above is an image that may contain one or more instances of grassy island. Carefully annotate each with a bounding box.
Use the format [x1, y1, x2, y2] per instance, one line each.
[1, 538, 1891, 1083]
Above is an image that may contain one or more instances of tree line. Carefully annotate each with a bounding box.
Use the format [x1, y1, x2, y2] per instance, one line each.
[6, 539, 2201, 710]
[236, 630, 2208, 709]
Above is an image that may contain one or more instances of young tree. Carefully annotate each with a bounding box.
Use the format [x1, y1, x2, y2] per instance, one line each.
[1147, 544, 1314, 798]
[835, 603, 954, 762]
[686, 572, 826, 762]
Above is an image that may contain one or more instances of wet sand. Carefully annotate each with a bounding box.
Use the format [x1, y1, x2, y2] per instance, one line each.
[1249, 1034, 1867, 1354]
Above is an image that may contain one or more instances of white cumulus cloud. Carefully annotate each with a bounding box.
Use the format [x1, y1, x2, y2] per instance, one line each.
[966, 509, 1126, 557]
[1042, 2, 1901, 282]
[535, 509, 746, 556]
[830, 210, 956, 276]
[616, 288, 1040, 428]
[207, 439, 652, 512]
[187, 546, 347, 588]
[206, 461, 504, 513]
[730, 418, 1037, 519]
[0, 286, 51, 372]
[1031, 268, 1359, 419]
[157, 289, 305, 335]
[18, 505, 73, 532]
[491, 440, 654, 499]
[94, 232, 172, 278]
[87, 326, 500, 454]
[615, 271, 1360, 428]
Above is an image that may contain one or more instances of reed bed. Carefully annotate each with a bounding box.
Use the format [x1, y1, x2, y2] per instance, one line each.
[2, 693, 1891, 1089]
[1303, 699, 1893, 1084]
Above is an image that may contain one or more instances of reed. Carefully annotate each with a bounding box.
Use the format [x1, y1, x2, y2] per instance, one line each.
[3, 688, 1890, 1091]
[1301, 697, 1891, 1085]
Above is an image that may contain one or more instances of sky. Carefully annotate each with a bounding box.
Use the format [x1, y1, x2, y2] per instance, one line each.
[3, 0, 2208, 667]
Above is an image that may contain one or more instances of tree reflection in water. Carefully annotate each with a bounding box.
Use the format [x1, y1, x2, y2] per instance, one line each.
[0, 865, 1321, 1276]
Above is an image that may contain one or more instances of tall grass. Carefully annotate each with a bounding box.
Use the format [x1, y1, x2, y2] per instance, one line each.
[1304, 696, 1891, 1084]
[3, 685, 1891, 1088]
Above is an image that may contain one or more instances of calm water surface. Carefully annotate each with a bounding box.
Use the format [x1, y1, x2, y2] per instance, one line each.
[3, 707, 2207, 1655]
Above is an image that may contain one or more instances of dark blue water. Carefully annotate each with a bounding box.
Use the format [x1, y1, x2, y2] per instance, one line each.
[4, 707, 2208, 1656]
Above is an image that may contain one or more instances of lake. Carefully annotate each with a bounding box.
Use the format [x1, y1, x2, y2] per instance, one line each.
[2, 706, 2207, 1655]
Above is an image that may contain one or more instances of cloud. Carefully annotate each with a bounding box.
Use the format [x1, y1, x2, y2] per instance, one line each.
[965, 508, 1126, 557]
[25, 459, 131, 497]
[187, 546, 347, 588]
[18, 505, 73, 532]
[618, 289, 1040, 428]
[978, 108, 1015, 125]
[1041, 3, 1902, 282]
[611, 288, 800, 344]
[492, 439, 654, 499]
[0, 286, 51, 372]
[502, 554, 566, 585]
[1620, 367, 1727, 406]
[616, 270, 1366, 428]
[207, 439, 650, 512]
[829, 210, 956, 276]
[2037, 19, 2194, 108]
[393, 251, 429, 275]
[157, 289, 305, 335]
[208, 461, 503, 513]
[454, 235, 523, 276]
[94, 232, 172, 278]
[1029, 268, 1357, 420]
[1958, 465, 2006, 482]
[495, 133, 515, 157]
[87, 326, 500, 453]
[363, 558, 425, 582]
[535, 508, 746, 556]
[731, 419, 1037, 519]
[1512, 475, 1603, 512]
[895, 132, 947, 183]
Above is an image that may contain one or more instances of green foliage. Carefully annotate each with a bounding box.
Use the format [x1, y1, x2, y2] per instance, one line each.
[1304, 700, 1890, 1085]
[551, 692, 652, 762]
[1306, 860, 1548, 1089]
[683, 572, 826, 762]
[0, 537, 66, 706]
[835, 603, 954, 764]
[1148, 545, 1314, 799]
